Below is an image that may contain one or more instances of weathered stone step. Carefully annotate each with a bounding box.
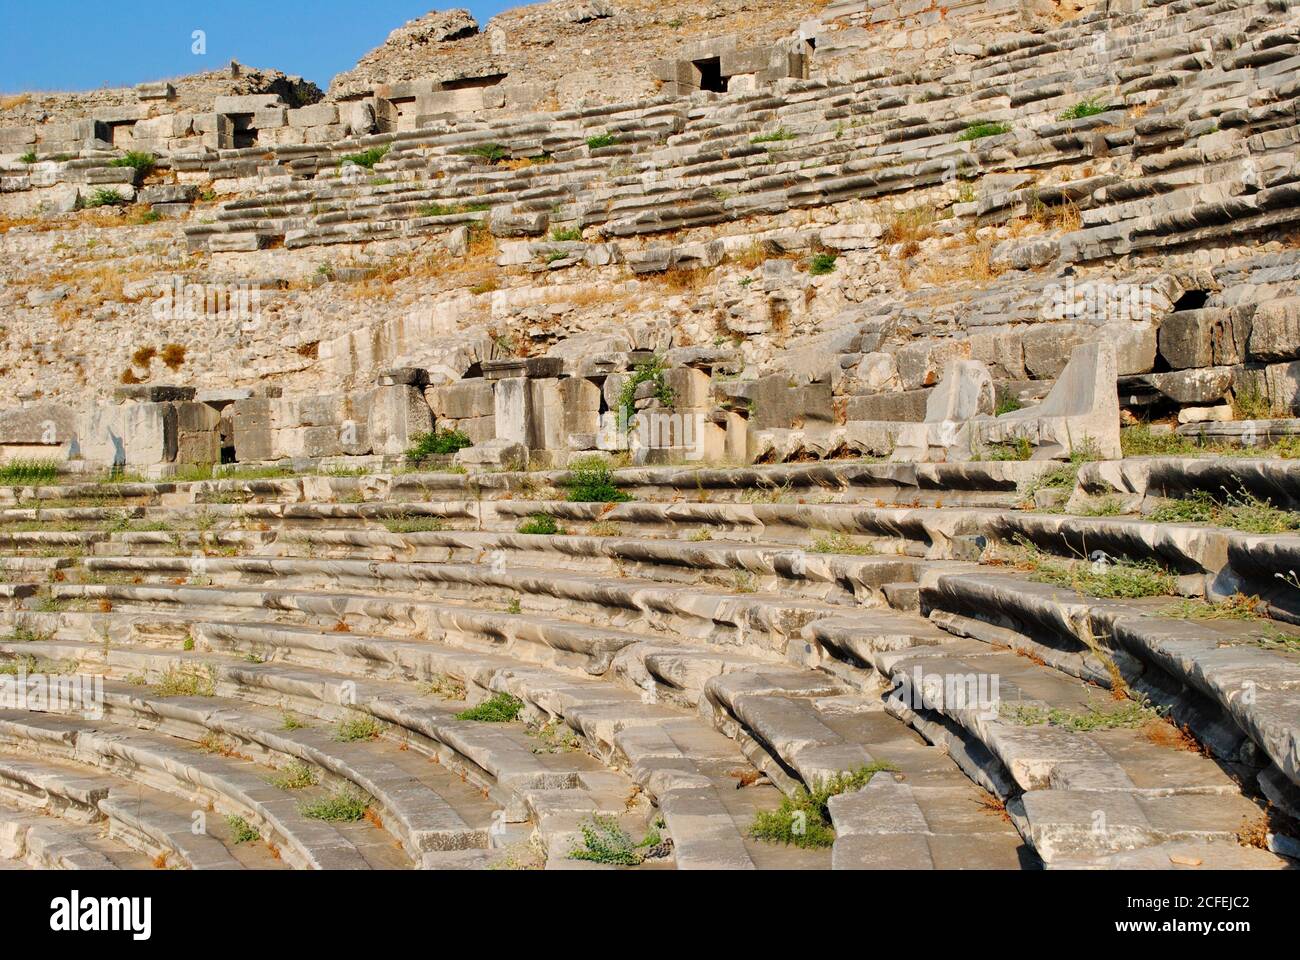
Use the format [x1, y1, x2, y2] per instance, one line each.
[922, 570, 1300, 793]
[246, 527, 920, 603]
[81, 681, 494, 859]
[80, 553, 875, 654]
[0, 807, 141, 869]
[0, 710, 380, 870]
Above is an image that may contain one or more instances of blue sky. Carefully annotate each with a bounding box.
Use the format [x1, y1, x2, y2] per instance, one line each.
[0, 1, 520, 93]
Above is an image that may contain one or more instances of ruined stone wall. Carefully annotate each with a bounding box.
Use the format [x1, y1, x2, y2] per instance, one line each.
[329, 0, 835, 111]
[0, 63, 322, 130]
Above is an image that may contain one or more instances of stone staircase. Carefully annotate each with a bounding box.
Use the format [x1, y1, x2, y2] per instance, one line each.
[2, 455, 1296, 869]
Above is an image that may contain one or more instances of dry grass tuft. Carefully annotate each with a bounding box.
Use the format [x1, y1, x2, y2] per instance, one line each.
[881, 205, 939, 248]
[657, 266, 714, 294]
[973, 791, 1012, 823]
[1143, 718, 1207, 755]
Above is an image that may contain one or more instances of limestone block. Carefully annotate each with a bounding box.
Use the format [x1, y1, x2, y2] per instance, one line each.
[213, 94, 285, 115]
[845, 389, 932, 423]
[133, 114, 192, 141]
[341, 101, 377, 137]
[175, 401, 221, 435]
[231, 398, 273, 462]
[968, 329, 1026, 379]
[273, 394, 339, 428]
[1248, 298, 1300, 362]
[1143, 367, 1235, 405]
[1178, 404, 1233, 424]
[818, 223, 883, 250]
[177, 431, 221, 465]
[135, 81, 174, 101]
[748, 375, 834, 430]
[250, 108, 287, 130]
[558, 377, 601, 436]
[454, 439, 526, 470]
[662, 367, 711, 410]
[1022, 323, 1088, 379]
[276, 425, 344, 459]
[1107, 320, 1158, 375]
[377, 367, 427, 387]
[976, 341, 1121, 460]
[494, 377, 531, 445]
[892, 360, 995, 462]
[428, 379, 495, 420]
[288, 103, 339, 129]
[368, 384, 434, 457]
[1262, 361, 1300, 415]
[76, 402, 177, 467]
[488, 209, 547, 237]
[0, 403, 78, 446]
[894, 339, 971, 390]
[139, 183, 198, 205]
[0, 126, 37, 148]
[724, 411, 748, 463]
[445, 415, 496, 444]
[1158, 309, 1246, 369]
[528, 378, 567, 451]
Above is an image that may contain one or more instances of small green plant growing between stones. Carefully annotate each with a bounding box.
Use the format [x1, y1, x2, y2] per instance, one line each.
[419, 673, 467, 700]
[225, 815, 260, 844]
[567, 814, 667, 865]
[151, 666, 216, 698]
[1008, 536, 1177, 599]
[1120, 424, 1199, 457]
[995, 388, 1023, 416]
[550, 226, 584, 242]
[108, 151, 157, 179]
[1058, 98, 1108, 121]
[2, 619, 53, 644]
[976, 437, 1034, 462]
[958, 121, 1011, 142]
[1078, 496, 1126, 517]
[564, 456, 631, 503]
[1000, 697, 1164, 731]
[382, 514, 447, 534]
[458, 142, 510, 163]
[1231, 385, 1274, 421]
[1148, 487, 1300, 534]
[529, 718, 582, 754]
[271, 762, 319, 790]
[616, 355, 674, 431]
[0, 459, 60, 484]
[810, 532, 875, 555]
[750, 763, 896, 848]
[1257, 624, 1300, 654]
[586, 133, 619, 150]
[808, 253, 838, 276]
[517, 513, 561, 535]
[455, 692, 524, 722]
[406, 429, 472, 462]
[751, 128, 797, 144]
[84, 189, 129, 209]
[505, 596, 522, 614]
[1161, 594, 1265, 622]
[300, 788, 370, 822]
[334, 712, 383, 742]
[281, 713, 308, 730]
[338, 144, 390, 169]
